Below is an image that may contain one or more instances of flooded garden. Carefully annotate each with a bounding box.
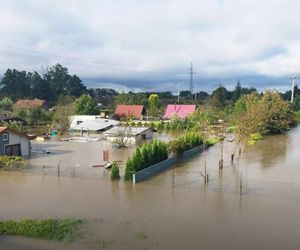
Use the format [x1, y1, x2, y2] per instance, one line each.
[1, 126, 300, 249]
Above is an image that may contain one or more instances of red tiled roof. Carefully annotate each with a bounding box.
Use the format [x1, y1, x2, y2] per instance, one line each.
[115, 105, 144, 119]
[163, 104, 196, 119]
[0, 127, 7, 133]
[15, 99, 46, 109]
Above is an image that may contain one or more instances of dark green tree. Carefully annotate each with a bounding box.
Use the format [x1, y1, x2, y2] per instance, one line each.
[0, 69, 31, 100]
[232, 81, 242, 102]
[74, 94, 98, 115]
[211, 85, 228, 108]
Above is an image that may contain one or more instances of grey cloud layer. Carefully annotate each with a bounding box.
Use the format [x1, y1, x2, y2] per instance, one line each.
[0, 0, 299, 91]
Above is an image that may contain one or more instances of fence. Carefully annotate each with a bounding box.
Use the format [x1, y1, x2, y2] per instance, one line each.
[133, 144, 206, 183]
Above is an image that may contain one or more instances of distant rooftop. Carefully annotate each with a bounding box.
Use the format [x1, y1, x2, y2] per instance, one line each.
[70, 118, 120, 132]
[103, 126, 151, 136]
[115, 105, 144, 120]
[163, 104, 196, 119]
[15, 99, 46, 109]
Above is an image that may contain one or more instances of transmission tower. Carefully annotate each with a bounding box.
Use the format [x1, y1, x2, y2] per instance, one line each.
[291, 74, 296, 103]
[189, 62, 196, 98]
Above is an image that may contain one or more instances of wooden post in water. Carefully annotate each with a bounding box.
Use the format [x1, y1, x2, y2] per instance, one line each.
[201, 160, 209, 184]
[57, 160, 61, 177]
[219, 139, 224, 169]
[231, 154, 235, 164]
[239, 171, 243, 195]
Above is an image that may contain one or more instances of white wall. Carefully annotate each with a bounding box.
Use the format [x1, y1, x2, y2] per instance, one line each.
[8, 132, 30, 156]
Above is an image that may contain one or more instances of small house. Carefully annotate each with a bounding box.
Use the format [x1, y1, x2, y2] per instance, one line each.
[0, 127, 31, 157]
[102, 126, 153, 143]
[114, 105, 144, 120]
[69, 116, 120, 132]
[14, 99, 47, 110]
[163, 104, 196, 119]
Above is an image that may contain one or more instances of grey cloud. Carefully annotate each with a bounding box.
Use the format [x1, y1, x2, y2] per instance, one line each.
[0, 0, 299, 92]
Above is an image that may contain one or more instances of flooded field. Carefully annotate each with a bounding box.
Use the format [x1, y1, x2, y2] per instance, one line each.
[1, 127, 300, 249]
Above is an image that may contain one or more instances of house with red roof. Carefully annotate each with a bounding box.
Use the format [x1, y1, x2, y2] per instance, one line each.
[114, 105, 144, 120]
[14, 99, 47, 110]
[163, 104, 196, 119]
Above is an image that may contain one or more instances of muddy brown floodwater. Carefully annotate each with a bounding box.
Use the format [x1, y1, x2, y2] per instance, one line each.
[2, 127, 300, 249]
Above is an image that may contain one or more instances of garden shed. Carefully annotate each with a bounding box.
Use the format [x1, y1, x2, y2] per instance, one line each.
[0, 127, 31, 157]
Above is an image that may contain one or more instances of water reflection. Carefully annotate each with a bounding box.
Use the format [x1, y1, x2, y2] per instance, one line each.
[243, 133, 289, 169]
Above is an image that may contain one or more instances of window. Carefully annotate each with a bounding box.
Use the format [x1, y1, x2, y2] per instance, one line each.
[2, 133, 9, 142]
[77, 121, 83, 125]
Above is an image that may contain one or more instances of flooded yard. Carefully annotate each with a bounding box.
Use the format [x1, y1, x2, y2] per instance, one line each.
[1, 128, 300, 249]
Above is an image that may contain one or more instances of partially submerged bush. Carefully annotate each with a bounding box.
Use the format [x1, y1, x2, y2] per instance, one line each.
[110, 161, 120, 180]
[250, 133, 262, 141]
[205, 136, 221, 147]
[124, 139, 168, 181]
[168, 132, 203, 156]
[0, 156, 27, 170]
[0, 219, 82, 241]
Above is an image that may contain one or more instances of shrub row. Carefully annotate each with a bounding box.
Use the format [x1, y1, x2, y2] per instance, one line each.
[167, 132, 204, 156]
[0, 156, 27, 170]
[124, 140, 168, 180]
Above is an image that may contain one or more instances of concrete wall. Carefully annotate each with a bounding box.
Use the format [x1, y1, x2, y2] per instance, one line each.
[133, 144, 206, 183]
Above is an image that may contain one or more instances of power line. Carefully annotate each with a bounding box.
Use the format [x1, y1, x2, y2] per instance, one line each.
[0, 44, 187, 76]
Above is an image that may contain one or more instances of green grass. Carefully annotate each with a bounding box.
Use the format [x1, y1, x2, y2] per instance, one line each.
[0, 219, 82, 241]
[205, 136, 221, 147]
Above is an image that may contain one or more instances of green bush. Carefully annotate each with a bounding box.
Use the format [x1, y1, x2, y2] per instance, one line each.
[0, 156, 27, 170]
[205, 137, 221, 147]
[110, 161, 120, 180]
[250, 133, 262, 141]
[124, 158, 135, 181]
[0, 219, 81, 241]
[124, 140, 168, 181]
[168, 132, 203, 156]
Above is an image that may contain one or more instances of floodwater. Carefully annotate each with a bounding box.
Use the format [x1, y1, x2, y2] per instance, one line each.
[1, 128, 300, 249]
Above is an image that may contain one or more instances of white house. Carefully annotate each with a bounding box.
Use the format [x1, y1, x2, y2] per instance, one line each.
[69, 116, 120, 133]
[0, 127, 31, 157]
[102, 126, 153, 143]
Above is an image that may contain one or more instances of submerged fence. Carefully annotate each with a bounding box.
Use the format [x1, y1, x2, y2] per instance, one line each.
[133, 144, 206, 183]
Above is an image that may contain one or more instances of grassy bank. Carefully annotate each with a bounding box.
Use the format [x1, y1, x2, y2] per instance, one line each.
[0, 219, 82, 241]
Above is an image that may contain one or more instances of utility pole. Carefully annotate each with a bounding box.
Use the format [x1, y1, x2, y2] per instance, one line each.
[177, 83, 180, 102]
[291, 74, 296, 103]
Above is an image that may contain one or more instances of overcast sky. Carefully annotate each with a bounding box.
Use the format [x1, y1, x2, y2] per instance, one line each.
[1, 0, 300, 92]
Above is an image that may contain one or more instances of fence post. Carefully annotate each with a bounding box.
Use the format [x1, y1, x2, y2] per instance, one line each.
[57, 160, 61, 177]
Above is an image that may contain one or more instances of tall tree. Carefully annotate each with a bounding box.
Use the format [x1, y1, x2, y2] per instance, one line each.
[232, 81, 242, 102]
[75, 94, 98, 115]
[211, 85, 228, 108]
[148, 94, 160, 117]
[44, 64, 86, 101]
[0, 69, 31, 100]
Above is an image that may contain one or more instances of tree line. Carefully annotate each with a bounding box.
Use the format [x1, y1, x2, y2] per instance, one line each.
[0, 64, 87, 103]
